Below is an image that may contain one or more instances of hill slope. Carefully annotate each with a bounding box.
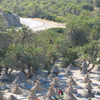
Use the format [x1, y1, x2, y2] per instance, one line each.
[0, 0, 98, 22]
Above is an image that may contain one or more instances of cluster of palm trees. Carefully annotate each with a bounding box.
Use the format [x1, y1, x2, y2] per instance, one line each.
[0, 24, 67, 78]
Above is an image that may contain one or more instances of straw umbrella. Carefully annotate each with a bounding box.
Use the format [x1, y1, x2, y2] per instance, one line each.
[30, 80, 42, 93]
[46, 86, 56, 97]
[27, 90, 38, 100]
[67, 64, 74, 70]
[7, 95, 18, 100]
[83, 74, 92, 83]
[64, 69, 73, 77]
[50, 77, 60, 88]
[65, 84, 76, 94]
[0, 73, 9, 81]
[85, 82, 93, 90]
[67, 77, 77, 86]
[12, 84, 23, 94]
[0, 91, 4, 100]
[83, 89, 94, 99]
[64, 91, 77, 100]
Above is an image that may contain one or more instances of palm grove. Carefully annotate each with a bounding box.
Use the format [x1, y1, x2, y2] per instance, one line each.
[0, 0, 100, 78]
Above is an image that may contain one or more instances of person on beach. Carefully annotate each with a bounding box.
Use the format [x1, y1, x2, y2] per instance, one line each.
[58, 89, 63, 95]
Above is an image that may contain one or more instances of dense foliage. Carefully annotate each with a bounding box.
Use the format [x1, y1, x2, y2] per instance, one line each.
[0, 0, 99, 22]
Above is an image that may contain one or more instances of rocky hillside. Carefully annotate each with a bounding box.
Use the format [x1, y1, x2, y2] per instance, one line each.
[0, 11, 21, 28]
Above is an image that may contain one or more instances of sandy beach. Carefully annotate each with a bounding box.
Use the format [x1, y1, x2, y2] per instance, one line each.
[2, 66, 100, 100]
[20, 18, 66, 32]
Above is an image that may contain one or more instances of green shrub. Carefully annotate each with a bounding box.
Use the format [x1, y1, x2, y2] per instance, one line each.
[81, 3, 94, 10]
[95, 0, 100, 7]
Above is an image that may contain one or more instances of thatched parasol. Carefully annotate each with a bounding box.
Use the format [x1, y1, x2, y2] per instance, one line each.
[67, 64, 75, 70]
[48, 72, 56, 79]
[12, 84, 23, 94]
[0, 73, 9, 81]
[7, 95, 18, 100]
[65, 84, 76, 93]
[46, 86, 56, 97]
[12, 71, 27, 84]
[48, 66, 60, 79]
[83, 74, 92, 83]
[27, 90, 38, 100]
[83, 89, 94, 99]
[0, 91, 4, 100]
[12, 76, 19, 84]
[67, 77, 77, 86]
[64, 91, 77, 100]
[64, 69, 73, 77]
[30, 80, 42, 92]
[31, 74, 38, 82]
[51, 66, 59, 73]
[85, 82, 93, 90]
[50, 77, 60, 88]
[17, 71, 27, 82]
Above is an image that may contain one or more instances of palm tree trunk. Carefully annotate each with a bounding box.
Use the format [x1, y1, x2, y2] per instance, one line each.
[5, 66, 8, 75]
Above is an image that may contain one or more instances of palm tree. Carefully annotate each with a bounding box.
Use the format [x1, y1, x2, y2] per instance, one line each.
[11, 25, 36, 47]
[6, 25, 37, 75]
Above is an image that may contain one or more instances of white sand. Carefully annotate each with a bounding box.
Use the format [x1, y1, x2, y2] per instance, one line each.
[20, 18, 66, 32]
[20, 18, 43, 29]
